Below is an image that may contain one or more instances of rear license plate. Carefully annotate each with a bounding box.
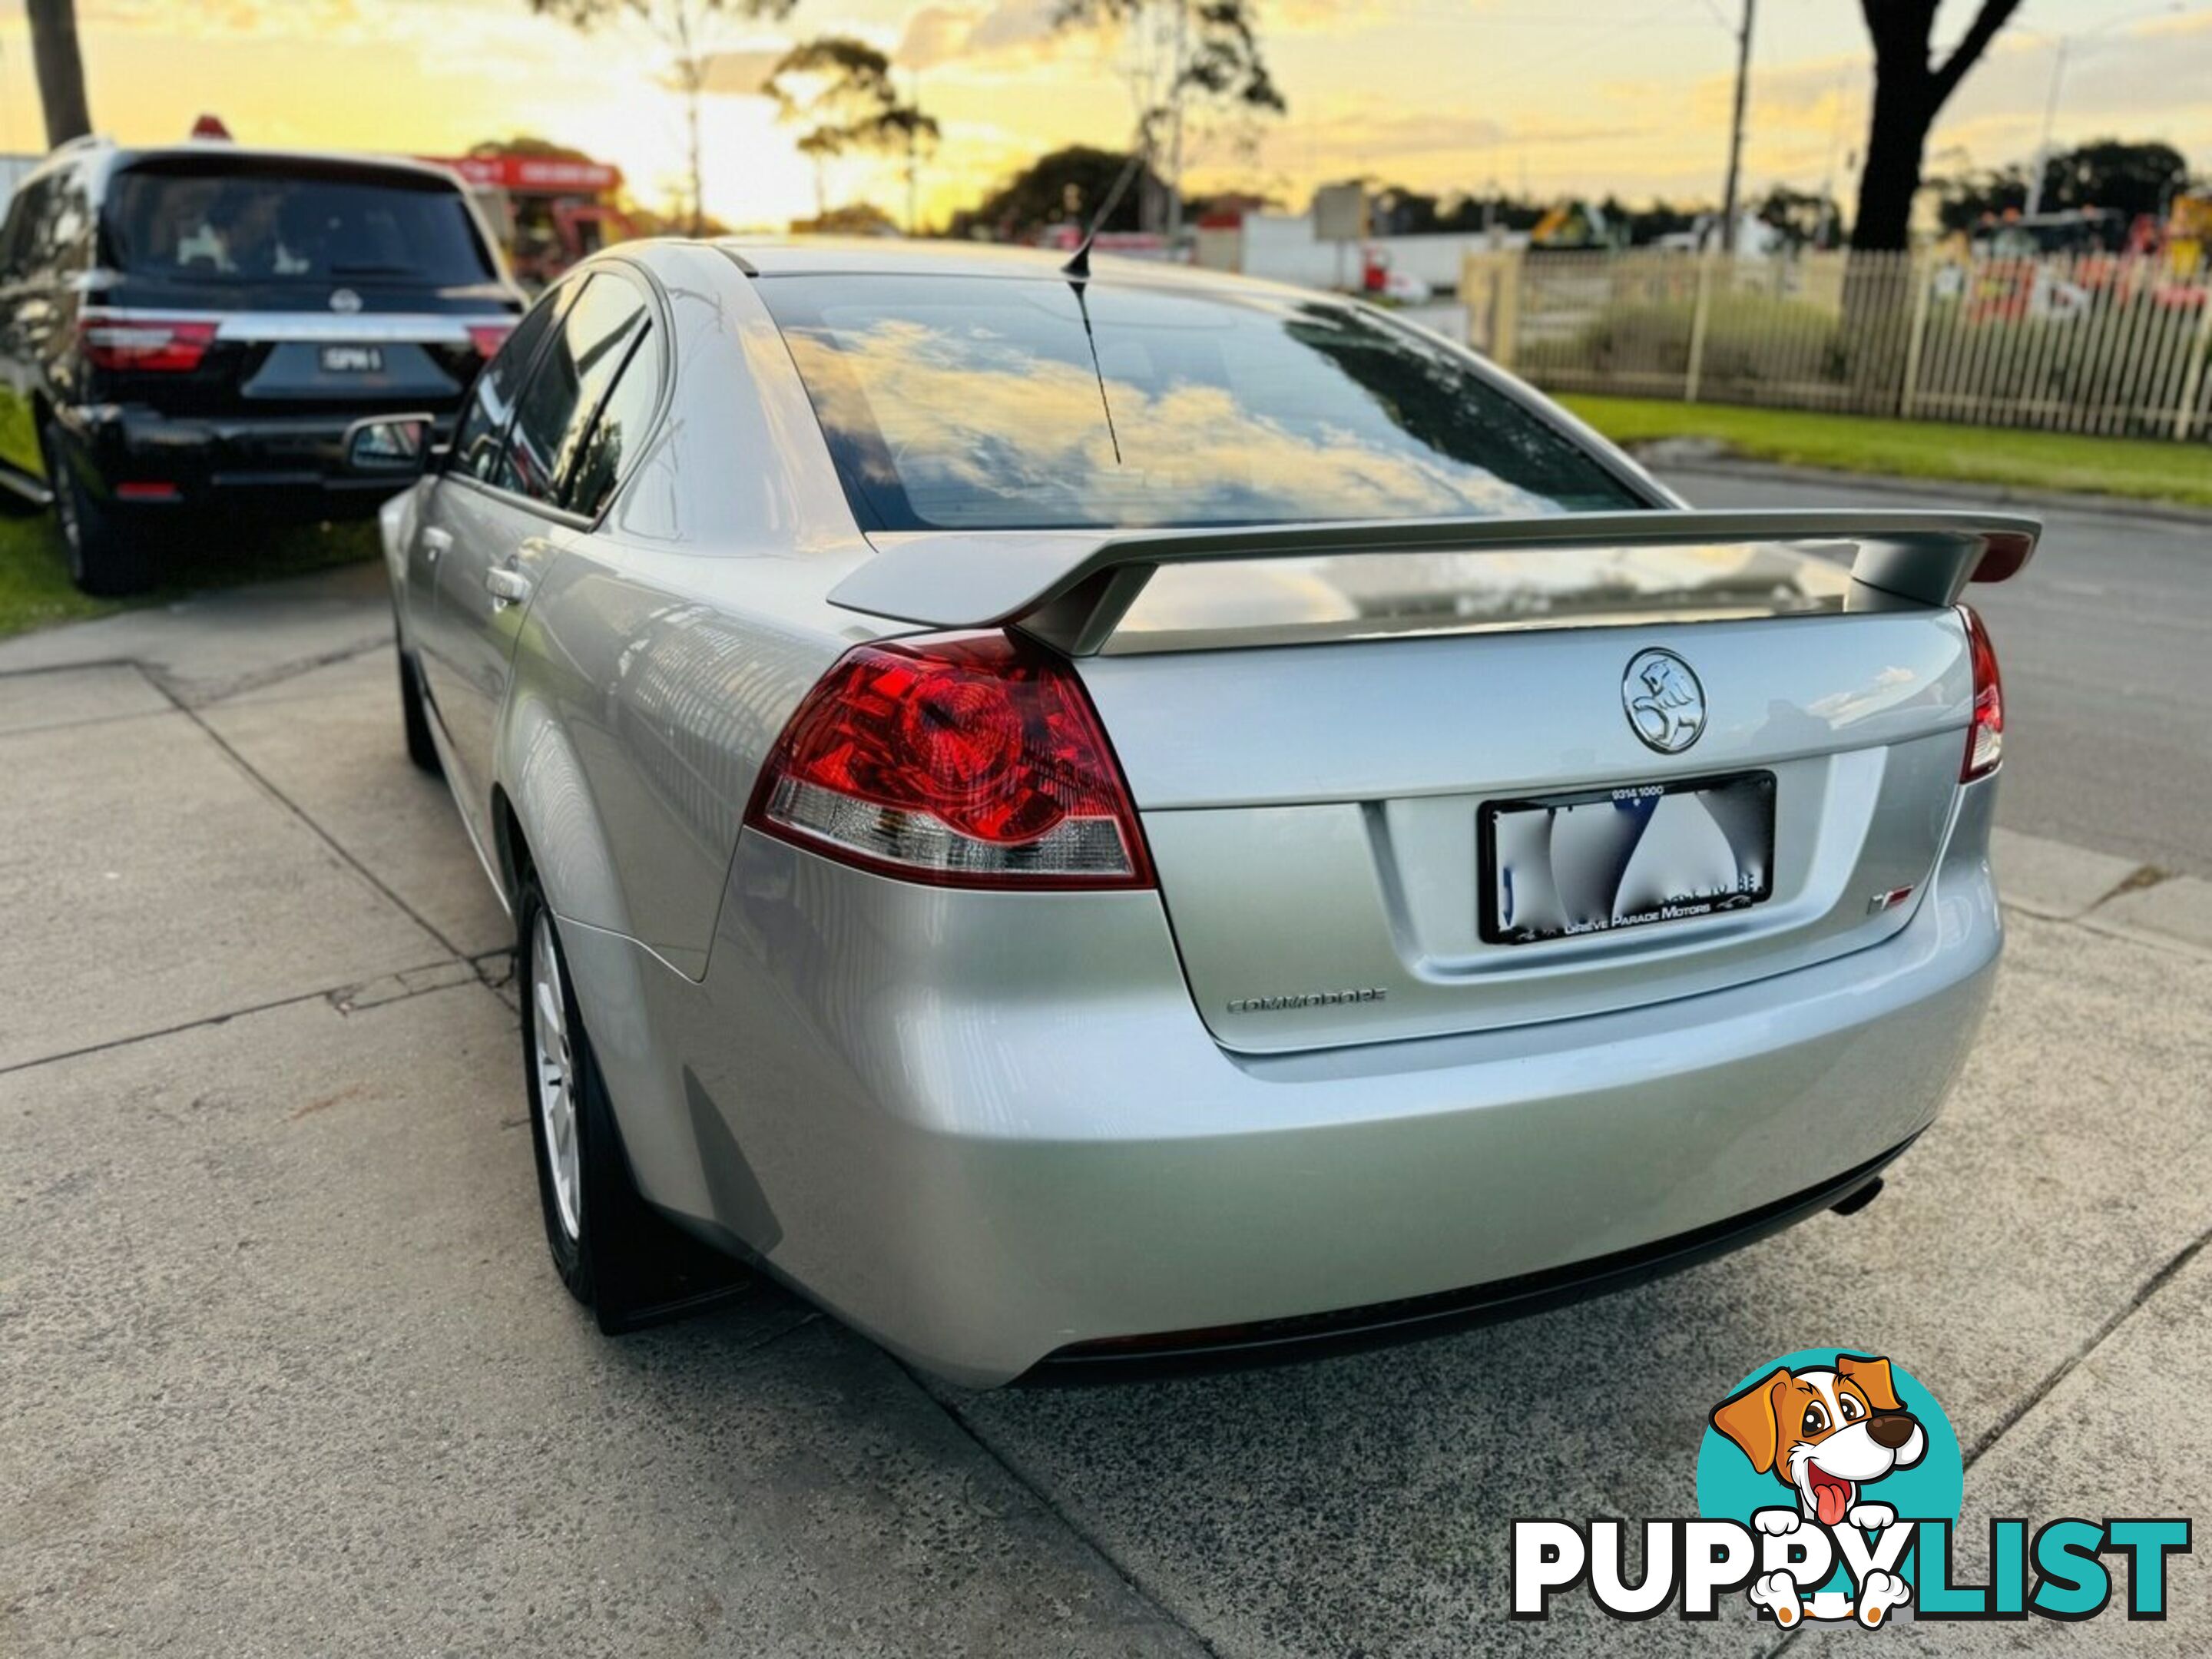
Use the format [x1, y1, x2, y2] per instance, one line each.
[320, 345, 384, 373]
[1479, 770, 1776, 945]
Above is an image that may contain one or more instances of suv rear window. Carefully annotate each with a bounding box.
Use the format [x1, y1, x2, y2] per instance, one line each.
[758, 274, 1642, 531]
[104, 164, 495, 287]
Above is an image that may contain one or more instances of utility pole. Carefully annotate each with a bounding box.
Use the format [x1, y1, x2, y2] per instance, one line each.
[2024, 8, 2183, 219]
[1165, 0, 1190, 242]
[2025, 38, 2067, 217]
[27, 0, 94, 147]
[1814, 69, 1848, 248]
[1718, 0, 1755, 255]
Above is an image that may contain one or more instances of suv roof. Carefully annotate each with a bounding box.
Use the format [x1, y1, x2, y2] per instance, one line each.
[22, 137, 472, 197]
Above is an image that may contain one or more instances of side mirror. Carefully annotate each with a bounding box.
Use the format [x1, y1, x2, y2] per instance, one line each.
[343, 412, 437, 476]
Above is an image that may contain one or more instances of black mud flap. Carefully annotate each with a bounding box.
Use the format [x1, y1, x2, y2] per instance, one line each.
[590, 1172, 756, 1335]
[584, 1070, 756, 1336]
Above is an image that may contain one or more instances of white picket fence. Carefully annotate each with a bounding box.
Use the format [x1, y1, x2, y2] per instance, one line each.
[1460, 247, 2212, 441]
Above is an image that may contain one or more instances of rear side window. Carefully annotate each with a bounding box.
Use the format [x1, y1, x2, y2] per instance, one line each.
[104, 164, 495, 286]
[759, 275, 1644, 531]
[561, 333, 661, 516]
[454, 284, 574, 482]
[496, 273, 649, 505]
[47, 171, 94, 273]
[0, 171, 91, 284]
[0, 178, 51, 280]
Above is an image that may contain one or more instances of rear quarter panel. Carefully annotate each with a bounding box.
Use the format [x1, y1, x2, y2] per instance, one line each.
[495, 243, 882, 975]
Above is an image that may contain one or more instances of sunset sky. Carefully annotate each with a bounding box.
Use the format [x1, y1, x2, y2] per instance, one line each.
[0, 1, 2205, 230]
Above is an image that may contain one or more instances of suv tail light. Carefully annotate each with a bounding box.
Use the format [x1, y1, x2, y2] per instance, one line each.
[1960, 604, 2003, 781]
[744, 631, 1154, 889]
[467, 321, 515, 359]
[78, 312, 217, 373]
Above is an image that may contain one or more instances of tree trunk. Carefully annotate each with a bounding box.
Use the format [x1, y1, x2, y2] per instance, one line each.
[26, 0, 94, 148]
[1841, 27, 1935, 406]
[1849, 71, 1930, 253]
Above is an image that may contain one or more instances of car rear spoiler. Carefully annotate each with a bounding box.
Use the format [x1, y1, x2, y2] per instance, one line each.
[827, 509, 2041, 656]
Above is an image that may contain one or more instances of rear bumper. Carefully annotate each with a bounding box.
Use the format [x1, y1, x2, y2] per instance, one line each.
[63, 404, 455, 517]
[1031, 1134, 1916, 1380]
[574, 779, 2002, 1389]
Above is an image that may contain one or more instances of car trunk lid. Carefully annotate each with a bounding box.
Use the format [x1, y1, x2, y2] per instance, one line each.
[833, 510, 2037, 1054]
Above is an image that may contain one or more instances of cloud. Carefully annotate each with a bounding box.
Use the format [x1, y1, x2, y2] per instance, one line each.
[75, 0, 368, 38]
[896, 0, 1088, 71]
[1238, 101, 1651, 182]
[1933, 13, 2212, 156]
[1714, 15, 2212, 176]
[780, 313, 1555, 528]
[686, 48, 790, 96]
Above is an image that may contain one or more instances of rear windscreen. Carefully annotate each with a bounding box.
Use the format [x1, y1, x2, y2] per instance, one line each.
[105, 165, 495, 288]
[759, 274, 1644, 531]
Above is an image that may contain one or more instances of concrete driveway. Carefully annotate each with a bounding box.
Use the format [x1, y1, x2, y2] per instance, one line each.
[2, 560, 2207, 1655]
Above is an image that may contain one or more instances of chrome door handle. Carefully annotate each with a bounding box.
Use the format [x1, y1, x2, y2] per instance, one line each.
[485, 567, 533, 607]
[420, 527, 452, 564]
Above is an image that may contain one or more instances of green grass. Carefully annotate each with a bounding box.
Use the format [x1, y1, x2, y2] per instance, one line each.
[0, 510, 380, 641]
[1558, 395, 2212, 511]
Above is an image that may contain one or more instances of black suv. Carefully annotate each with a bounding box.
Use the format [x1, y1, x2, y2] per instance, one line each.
[0, 138, 525, 594]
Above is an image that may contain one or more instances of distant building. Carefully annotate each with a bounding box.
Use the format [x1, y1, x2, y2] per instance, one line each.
[1194, 207, 1526, 295]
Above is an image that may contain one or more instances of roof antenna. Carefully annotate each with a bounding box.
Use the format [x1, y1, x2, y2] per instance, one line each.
[1070, 276, 1122, 465]
[1061, 147, 1147, 282]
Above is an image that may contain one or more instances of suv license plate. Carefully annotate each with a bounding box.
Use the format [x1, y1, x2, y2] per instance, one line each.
[1479, 770, 1776, 945]
[320, 345, 384, 373]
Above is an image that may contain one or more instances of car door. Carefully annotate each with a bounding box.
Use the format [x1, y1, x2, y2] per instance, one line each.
[419, 270, 652, 839]
[408, 280, 573, 804]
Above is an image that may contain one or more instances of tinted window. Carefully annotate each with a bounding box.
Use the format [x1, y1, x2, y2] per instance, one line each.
[45, 171, 94, 273]
[496, 273, 648, 503]
[4, 172, 91, 285]
[104, 164, 495, 286]
[561, 334, 661, 516]
[454, 284, 573, 483]
[760, 276, 1642, 531]
[0, 179, 50, 279]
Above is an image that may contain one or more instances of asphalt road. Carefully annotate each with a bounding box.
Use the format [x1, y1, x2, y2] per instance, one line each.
[1662, 467, 2212, 880]
[2, 555, 2209, 1655]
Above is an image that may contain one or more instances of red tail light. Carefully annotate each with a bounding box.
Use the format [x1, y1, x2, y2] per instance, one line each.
[1959, 604, 2003, 781]
[78, 312, 217, 373]
[468, 322, 515, 359]
[744, 631, 1154, 889]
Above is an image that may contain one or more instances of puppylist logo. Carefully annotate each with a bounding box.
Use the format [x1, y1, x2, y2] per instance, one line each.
[1513, 1348, 2191, 1628]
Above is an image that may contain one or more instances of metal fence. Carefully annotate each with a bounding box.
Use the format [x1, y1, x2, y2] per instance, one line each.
[1460, 247, 2212, 441]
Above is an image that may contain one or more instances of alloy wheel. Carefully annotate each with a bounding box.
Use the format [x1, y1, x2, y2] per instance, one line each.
[530, 909, 582, 1241]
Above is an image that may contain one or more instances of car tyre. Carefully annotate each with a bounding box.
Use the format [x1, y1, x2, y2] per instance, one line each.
[516, 874, 749, 1333]
[519, 874, 637, 1320]
[397, 646, 442, 776]
[41, 419, 153, 598]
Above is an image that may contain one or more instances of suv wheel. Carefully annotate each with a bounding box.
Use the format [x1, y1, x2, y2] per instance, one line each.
[41, 420, 153, 598]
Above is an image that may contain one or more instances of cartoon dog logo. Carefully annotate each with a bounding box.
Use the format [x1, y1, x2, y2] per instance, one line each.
[1710, 1353, 1927, 1628]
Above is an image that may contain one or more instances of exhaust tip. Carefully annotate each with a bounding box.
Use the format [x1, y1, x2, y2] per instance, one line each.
[1830, 1177, 1884, 1217]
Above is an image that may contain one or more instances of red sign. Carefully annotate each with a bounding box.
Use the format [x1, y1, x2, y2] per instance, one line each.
[422, 154, 624, 196]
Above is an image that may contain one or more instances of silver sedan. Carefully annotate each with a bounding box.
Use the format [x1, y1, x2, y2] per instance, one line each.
[366, 239, 2035, 1386]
